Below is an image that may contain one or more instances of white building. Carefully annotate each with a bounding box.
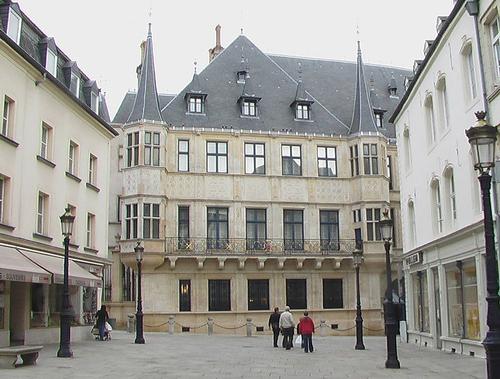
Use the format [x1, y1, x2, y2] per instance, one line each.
[0, 1, 117, 346]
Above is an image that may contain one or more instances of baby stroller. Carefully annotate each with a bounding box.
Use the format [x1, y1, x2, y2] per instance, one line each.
[91, 321, 112, 341]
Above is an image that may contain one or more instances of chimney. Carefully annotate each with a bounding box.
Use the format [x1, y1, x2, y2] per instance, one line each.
[208, 24, 225, 62]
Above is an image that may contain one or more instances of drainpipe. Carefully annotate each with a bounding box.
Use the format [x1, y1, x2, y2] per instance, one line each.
[466, 0, 500, 266]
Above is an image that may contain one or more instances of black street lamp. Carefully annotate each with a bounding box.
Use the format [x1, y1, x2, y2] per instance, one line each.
[134, 241, 145, 344]
[353, 248, 365, 350]
[57, 207, 75, 358]
[466, 111, 500, 379]
[379, 210, 400, 369]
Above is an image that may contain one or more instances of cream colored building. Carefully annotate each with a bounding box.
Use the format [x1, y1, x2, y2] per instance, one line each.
[108, 25, 408, 334]
[0, 2, 116, 346]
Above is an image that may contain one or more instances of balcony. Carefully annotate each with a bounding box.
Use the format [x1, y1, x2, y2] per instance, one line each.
[165, 238, 360, 256]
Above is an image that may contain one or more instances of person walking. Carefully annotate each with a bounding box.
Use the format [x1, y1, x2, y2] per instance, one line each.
[268, 307, 281, 347]
[279, 306, 295, 350]
[95, 305, 109, 341]
[298, 311, 315, 353]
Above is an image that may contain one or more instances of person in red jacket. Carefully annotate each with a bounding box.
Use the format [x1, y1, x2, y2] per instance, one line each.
[298, 311, 315, 353]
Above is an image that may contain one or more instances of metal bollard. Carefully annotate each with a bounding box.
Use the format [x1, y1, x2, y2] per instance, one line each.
[207, 317, 214, 335]
[320, 320, 326, 337]
[246, 318, 252, 337]
[168, 315, 175, 335]
[127, 314, 136, 333]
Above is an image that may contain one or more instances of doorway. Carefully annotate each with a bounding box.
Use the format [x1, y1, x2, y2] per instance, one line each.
[9, 282, 27, 346]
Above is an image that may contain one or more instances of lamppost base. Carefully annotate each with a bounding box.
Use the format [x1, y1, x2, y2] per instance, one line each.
[483, 330, 500, 378]
[355, 343, 365, 350]
[134, 337, 145, 344]
[385, 359, 400, 369]
[57, 348, 73, 358]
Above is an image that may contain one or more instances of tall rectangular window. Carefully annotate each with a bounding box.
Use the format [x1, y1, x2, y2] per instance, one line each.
[425, 96, 436, 144]
[179, 280, 191, 312]
[208, 279, 230, 311]
[296, 104, 310, 120]
[70, 72, 80, 98]
[466, 49, 477, 99]
[88, 154, 97, 185]
[350, 145, 359, 176]
[375, 112, 383, 128]
[207, 207, 228, 249]
[143, 203, 160, 239]
[282, 144, 301, 176]
[37, 192, 48, 235]
[125, 204, 138, 239]
[178, 140, 189, 172]
[246, 209, 266, 250]
[432, 181, 443, 234]
[491, 16, 500, 77]
[286, 279, 307, 309]
[127, 132, 139, 167]
[317, 146, 337, 177]
[178, 206, 190, 248]
[188, 96, 203, 113]
[320, 210, 339, 251]
[68, 141, 79, 175]
[91, 92, 99, 113]
[86, 213, 95, 248]
[366, 208, 381, 241]
[413, 271, 430, 332]
[207, 141, 228, 173]
[7, 8, 22, 44]
[323, 279, 343, 309]
[144, 132, 160, 166]
[248, 279, 269, 310]
[245, 143, 265, 174]
[40, 122, 52, 160]
[0, 176, 4, 223]
[2, 96, 13, 137]
[46, 49, 58, 77]
[387, 155, 393, 190]
[283, 209, 303, 250]
[363, 144, 378, 175]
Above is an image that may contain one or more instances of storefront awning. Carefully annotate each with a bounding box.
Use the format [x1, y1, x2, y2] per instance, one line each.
[0, 245, 51, 283]
[19, 250, 102, 288]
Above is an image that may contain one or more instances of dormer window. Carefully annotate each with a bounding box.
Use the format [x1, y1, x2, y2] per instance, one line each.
[242, 100, 257, 117]
[389, 87, 397, 97]
[70, 72, 80, 98]
[237, 71, 246, 83]
[188, 96, 204, 113]
[374, 111, 383, 128]
[296, 103, 310, 120]
[46, 49, 58, 77]
[7, 8, 22, 44]
[91, 92, 99, 113]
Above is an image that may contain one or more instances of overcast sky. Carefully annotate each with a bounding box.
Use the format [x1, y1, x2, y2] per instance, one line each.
[18, 0, 454, 118]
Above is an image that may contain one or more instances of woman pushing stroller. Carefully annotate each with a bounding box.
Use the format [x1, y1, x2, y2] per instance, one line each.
[95, 305, 110, 341]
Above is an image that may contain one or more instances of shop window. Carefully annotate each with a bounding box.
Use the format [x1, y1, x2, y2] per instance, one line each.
[412, 271, 430, 332]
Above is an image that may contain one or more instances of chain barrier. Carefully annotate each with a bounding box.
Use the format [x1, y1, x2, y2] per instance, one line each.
[144, 321, 169, 328]
[362, 326, 385, 332]
[174, 321, 208, 330]
[213, 323, 247, 330]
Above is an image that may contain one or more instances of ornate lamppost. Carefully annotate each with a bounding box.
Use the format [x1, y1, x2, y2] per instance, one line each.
[134, 241, 145, 344]
[466, 111, 500, 379]
[353, 248, 365, 350]
[379, 210, 400, 369]
[57, 207, 75, 358]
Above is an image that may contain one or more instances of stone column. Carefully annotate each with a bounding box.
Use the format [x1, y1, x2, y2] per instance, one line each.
[246, 318, 252, 337]
[168, 315, 175, 335]
[207, 317, 214, 335]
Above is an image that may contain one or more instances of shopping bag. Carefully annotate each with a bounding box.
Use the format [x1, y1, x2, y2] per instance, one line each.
[295, 335, 302, 345]
[105, 321, 113, 331]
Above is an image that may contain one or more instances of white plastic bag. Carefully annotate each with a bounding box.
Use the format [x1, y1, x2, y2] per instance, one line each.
[105, 321, 113, 331]
[295, 335, 302, 345]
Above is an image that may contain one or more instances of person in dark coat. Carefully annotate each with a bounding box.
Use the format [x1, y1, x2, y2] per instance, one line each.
[95, 305, 109, 341]
[268, 307, 281, 347]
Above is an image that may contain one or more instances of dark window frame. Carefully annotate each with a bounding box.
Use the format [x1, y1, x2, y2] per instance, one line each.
[296, 103, 310, 120]
[366, 208, 381, 241]
[350, 145, 359, 176]
[248, 279, 269, 311]
[144, 131, 160, 166]
[317, 146, 337, 177]
[246, 208, 267, 250]
[207, 207, 229, 249]
[206, 141, 228, 173]
[143, 203, 160, 239]
[286, 279, 307, 309]
[127, 131, 139, 167]
[320, 210, 340, 250]
[363, 143, 379, 175]
[245, 142, 265, 175]
[178, 139, 189, 172]
[179, 279, 191, 312]
[283, 209, 304, 250]
[282, 144, 302, 176]
[242, 100, 258, 117]
[323, 278, 343, 309]
[178, 206, 190, 249]
[188, 96, 204, 114]
[208, 279, 231, 311]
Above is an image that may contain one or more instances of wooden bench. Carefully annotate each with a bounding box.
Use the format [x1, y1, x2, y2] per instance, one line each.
[0, 345, 43, 369]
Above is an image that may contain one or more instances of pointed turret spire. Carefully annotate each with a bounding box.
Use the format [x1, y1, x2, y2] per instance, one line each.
[186, 61, 204, 94]
[127, 23, 163, 123]
[293, 62, 312, 103]
[350, 40, 378, 134]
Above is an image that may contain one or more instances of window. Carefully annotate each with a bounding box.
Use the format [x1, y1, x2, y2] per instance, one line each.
[178, 140, 189, 172]
[431, 179, 443, 234]
[86, 213, 95, 248]
[36, 192, 48, 235]
[70, 72, 80, 98]
[0, 176, 5, 223]
[125, 203, 138, 239]
[178, 206, 190, 249]
[390, 208, 397, 248]
[143, 203, 160, 239]
[283, 209, 304, 250]
[320, 210, 339, 251]
[207, 141, 228, 173]
[46, 49, 58, 77]
[7, 8, 22, 44]
[88, 155, 97, 185]
[122, 264, 136, 302]
[464, 46, 477, 100]
[245, 143, 265, 174]
[317, 146, 337, 177]
[68, 141, 79, 175]
[144, 132, 160, 166]
[491, 16, 500, 77]
[375, 112, 383, 128]
[412, 271, 430, 333]
[282, 144, 301, 176]
[127, 132, 139, 167]
[208, 279, 230, 311]
[207, 207, 228, 249]
[246, 209, 266, 250]
[188, 96, 203, 113]
[446, 260, 480, 340]
[39, 123, 53, 160]
[408, 200, 416, 247]
[2, 96, 13, 137]
[363, 144, 378, 175]
[350, 145, 359, 176]
[286, 279, 307, 309]
[90, 92, 99, 113]
[179, 280, 191, 312]
[248, 279, 269, 310]
[353, 209, 362, 223]
[296, 103, 310, 120]
[242, 100, 257, 117]
[424, 95, 436, 144]
[366, 208, 381, 241]
[444, 168, 457, 226]
[403, 126, 412, 170]
[323, 279, 343, 309]
[387, 155, 393, 190]
[436, 78, 449, 131]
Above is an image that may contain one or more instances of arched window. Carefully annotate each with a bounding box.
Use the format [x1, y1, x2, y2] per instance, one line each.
[407, 199, 416, 247]
[403, 125, 412, 170]
[461, 41, 477, 101]
[430, 177, 443, 234]
[443, 166, 457, 229]
[424, 94, 436, 145]
[436, 76, 449, 132]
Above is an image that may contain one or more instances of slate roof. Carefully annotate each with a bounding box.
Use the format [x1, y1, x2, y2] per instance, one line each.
[113, 92, 174, 124]
[115, 33, 411, 138]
